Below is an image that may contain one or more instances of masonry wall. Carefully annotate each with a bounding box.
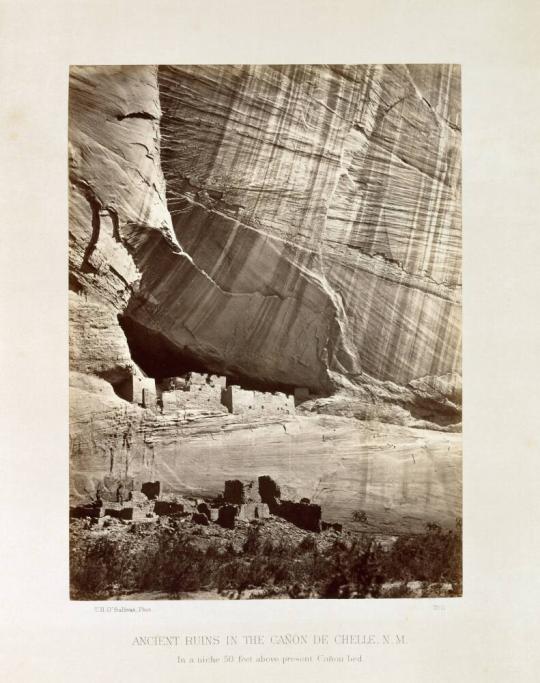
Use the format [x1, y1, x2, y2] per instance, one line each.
[140, 377, 157, 407]
[223, 385, 295, 417]
[159, 373, 295, 416]
[116, 372, 157, 408]
[161, 373, 225, 413]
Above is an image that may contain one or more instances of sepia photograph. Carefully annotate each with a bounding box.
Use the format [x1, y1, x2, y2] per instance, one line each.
[68, 64, 462, 600]
[4, 0, 540, 680]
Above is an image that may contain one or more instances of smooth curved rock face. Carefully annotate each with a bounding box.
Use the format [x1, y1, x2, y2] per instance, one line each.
[68, 65, 176, 383]
[123, 64, 460, 395]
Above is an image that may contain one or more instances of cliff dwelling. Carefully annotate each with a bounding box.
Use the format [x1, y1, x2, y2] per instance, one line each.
[116, 312, 311, 416]
[116, 366, 305, 418]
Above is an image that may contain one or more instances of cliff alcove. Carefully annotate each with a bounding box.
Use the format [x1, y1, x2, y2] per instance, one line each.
[118, 313, 299, 397]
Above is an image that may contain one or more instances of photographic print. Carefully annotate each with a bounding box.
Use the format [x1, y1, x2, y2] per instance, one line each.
[69, 64, 462, 600]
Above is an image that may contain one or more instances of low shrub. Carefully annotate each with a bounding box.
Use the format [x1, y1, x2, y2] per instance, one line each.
[70, 518, 462, 599]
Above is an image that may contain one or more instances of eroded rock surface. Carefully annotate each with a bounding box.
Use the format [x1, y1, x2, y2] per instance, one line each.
[150, 65, 461, 395]
[69, 65, 462, 532]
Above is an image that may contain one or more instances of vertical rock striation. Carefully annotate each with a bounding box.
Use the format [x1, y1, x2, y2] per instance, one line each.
[140, 64, 461, 397]
[69, 65, 462, 530]
[69, 65, 177, 386]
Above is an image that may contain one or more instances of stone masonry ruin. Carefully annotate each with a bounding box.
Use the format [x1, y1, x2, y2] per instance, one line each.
[221, 384, 295, 416]
[70, 475, 332, 534]
[159, 372, 226, 412]
[114, 367, 157, 407]
[115, 366, 305, 419]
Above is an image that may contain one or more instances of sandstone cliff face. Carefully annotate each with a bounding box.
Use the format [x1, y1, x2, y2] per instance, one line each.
[153, 65, 461, 391]
[69, 65, 461, 531]
[69, 65, 176, 385]
[69, 377, 461, 533]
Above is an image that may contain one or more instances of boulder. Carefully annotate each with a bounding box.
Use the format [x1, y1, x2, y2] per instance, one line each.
[195, 503, 219, 522]
[192, 512, 210, 526]
[321, 521, 343, 533]
[197, 502, 212, 517]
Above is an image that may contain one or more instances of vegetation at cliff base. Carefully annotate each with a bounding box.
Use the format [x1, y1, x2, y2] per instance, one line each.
[70, 516, 461, 600]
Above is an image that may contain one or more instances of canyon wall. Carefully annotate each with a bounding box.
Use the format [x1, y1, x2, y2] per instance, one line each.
[150, 65, 461, 393]
[69, 65, 461, 531]
[70, 378, 460, 533]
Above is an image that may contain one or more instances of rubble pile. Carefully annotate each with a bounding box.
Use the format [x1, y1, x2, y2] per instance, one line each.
[70, 475, 340, 533]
